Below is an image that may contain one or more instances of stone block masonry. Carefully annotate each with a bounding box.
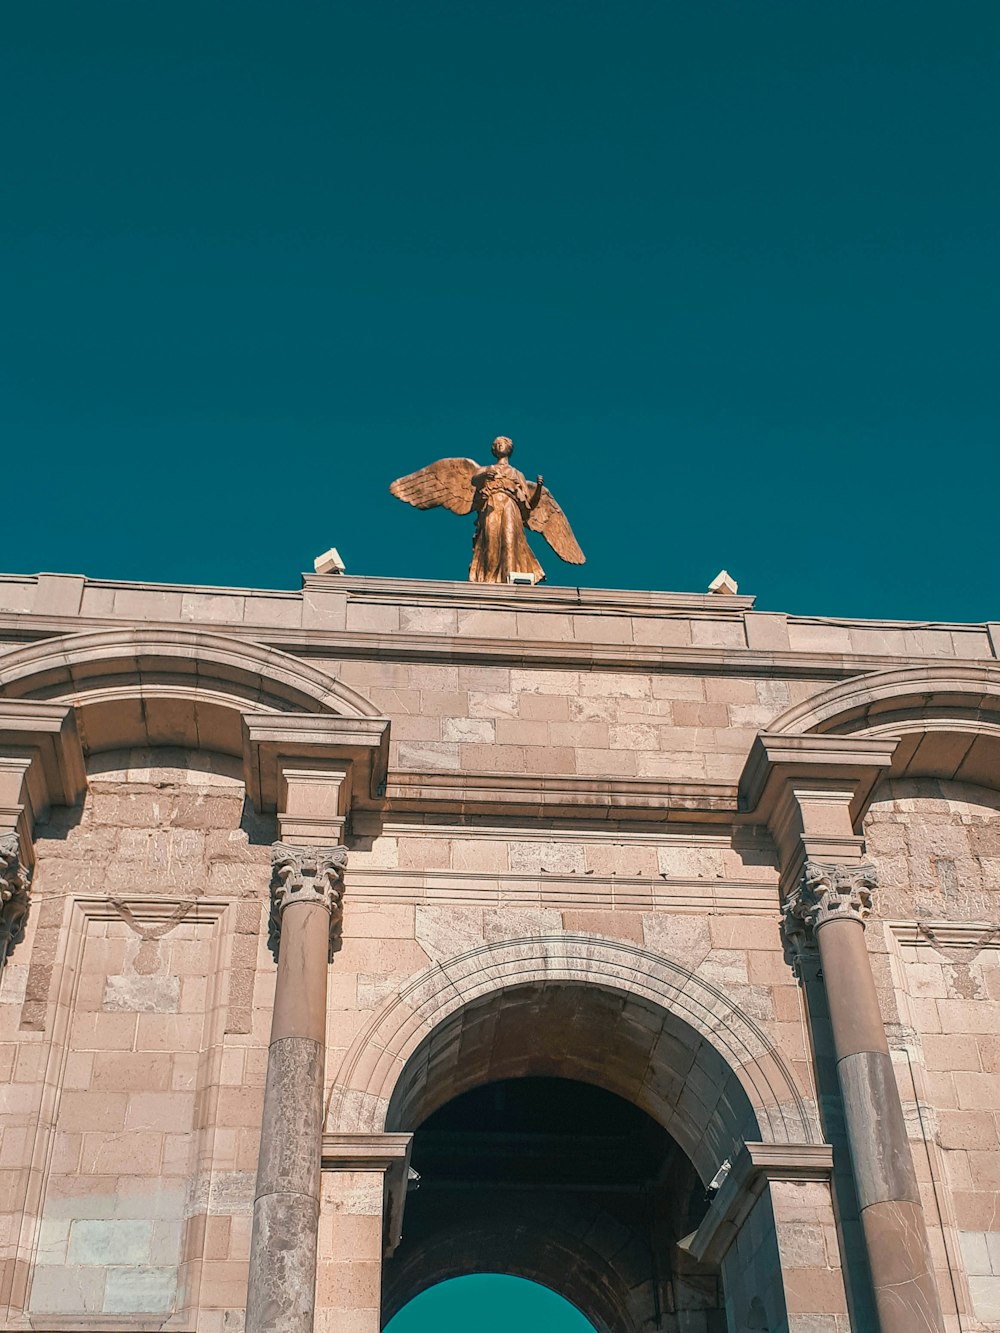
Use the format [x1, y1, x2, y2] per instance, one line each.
[0, 571, 997, 1331]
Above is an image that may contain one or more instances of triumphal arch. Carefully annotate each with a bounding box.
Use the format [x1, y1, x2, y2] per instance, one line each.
[0, 567, 998, 1332]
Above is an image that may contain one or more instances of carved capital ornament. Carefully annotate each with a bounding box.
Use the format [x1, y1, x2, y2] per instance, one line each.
[269, 841, 349, 962]
[784, 860, 878, 939]
[0, 832, 31, 967]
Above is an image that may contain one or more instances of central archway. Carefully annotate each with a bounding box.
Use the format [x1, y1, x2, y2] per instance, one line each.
[327, 938, 824, 1331]
[349, 957, 816, 1333]
[382, 998, 733, 1333]
[328, 934, 818, 1170]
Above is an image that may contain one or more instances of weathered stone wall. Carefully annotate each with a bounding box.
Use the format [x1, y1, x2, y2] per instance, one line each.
[865, 780, 1000, 1329]
[332, 659, 823, 784]
[865, 779, 1000, 920]
[1, 751, 273, 1329]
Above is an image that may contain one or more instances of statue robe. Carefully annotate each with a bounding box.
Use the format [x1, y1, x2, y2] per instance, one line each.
[467, 461, 544, 584]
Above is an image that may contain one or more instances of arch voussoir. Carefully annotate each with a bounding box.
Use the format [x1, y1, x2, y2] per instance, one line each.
[0, 626, 379, 757]
[327, 934, 818, 1161]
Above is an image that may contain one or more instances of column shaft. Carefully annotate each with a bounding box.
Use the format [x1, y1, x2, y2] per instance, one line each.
[815, 915, 944, 1333]
[246, 836, 346, 1333]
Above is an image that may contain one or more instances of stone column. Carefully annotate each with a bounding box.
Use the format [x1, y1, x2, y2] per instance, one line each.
[245, 843, 348, 1333]
[785, 860, 945, 1333]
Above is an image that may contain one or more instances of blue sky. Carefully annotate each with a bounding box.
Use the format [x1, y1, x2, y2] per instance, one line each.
[3, 5, 998, 1320]
[4, 2, 999, 626]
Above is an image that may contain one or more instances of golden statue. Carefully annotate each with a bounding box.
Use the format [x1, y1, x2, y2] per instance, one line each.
[390, 436, 585, 584]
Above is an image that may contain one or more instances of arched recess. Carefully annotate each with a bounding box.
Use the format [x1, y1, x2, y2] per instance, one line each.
[328, 934, 818, 1184]
[767, 663, 1000, 791]
[0, 626, 378, 757]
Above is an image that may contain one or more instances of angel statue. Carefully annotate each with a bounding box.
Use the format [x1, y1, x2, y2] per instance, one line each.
[390, 436, 585, 584]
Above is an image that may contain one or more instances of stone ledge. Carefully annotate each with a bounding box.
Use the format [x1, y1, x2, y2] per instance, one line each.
[2, 614, 997, 681]
[309, 572, 758, 614]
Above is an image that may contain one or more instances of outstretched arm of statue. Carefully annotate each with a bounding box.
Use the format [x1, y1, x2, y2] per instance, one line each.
[530, 475, 544, 510]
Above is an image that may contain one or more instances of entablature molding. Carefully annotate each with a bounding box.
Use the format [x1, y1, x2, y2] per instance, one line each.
[2, 615, 997, 683]
[380, 770, 739, 827]
[739, 734, 897, 826]
[738, 734, 896, 894]
[241, 712, 390, 827]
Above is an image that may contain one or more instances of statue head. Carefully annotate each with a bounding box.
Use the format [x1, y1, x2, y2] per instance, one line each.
[491, 436, 514, 460]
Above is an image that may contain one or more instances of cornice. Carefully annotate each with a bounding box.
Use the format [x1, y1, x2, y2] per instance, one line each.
[738, 734, 898, 819]
[0, 611, 994, 682]
[241, 712, 390, 814]
[3, 570, 757, 614]
[309, 573, 758, 613]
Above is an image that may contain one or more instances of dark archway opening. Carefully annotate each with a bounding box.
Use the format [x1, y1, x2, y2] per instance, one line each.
[382, 1076, 724, 1333]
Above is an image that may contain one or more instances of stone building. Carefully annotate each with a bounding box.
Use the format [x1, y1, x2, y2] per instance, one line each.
[0, 567, 998, 1333]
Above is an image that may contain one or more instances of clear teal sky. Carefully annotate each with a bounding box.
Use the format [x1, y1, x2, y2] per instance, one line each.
[4, 2, 999, 624]
[385, 1276, 594, 1332]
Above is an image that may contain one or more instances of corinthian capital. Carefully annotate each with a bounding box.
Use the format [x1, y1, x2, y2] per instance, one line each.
[784, 860, 878, 938]
[0, 832, 31, 967]
[268, 841, 349, 962]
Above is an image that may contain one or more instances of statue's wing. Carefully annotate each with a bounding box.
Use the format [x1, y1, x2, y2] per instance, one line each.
[527, 488, 585, 564]
[389, 458, 478, 515]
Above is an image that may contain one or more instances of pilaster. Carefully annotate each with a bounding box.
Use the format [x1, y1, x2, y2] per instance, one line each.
[315, 1134, 413, 1333]
[684, 1143, 850, 1331]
